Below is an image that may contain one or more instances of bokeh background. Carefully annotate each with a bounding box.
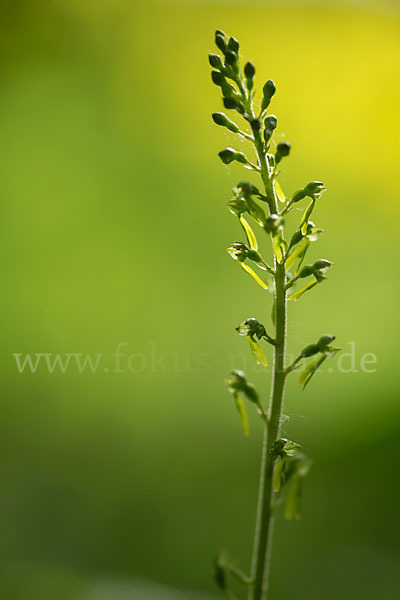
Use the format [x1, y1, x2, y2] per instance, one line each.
[1, 1, 399, 599]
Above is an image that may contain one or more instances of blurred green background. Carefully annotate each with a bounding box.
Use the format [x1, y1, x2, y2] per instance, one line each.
[1, 1, 399, 599]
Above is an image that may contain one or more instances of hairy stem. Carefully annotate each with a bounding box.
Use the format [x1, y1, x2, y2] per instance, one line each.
[249, 262, 287, 600]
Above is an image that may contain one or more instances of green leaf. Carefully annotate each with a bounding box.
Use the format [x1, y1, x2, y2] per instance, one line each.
[288, 278, 318, 301]
[298, 355, 327, 389]
[239, 215, 258, 250]
[274, 179, 286, 203]
[248, 336, 268, 366]
[234, 393, 249, 436]
[239, 262, 268, 289]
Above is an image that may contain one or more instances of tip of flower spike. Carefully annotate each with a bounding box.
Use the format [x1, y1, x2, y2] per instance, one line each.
[215, 30, 227, 54]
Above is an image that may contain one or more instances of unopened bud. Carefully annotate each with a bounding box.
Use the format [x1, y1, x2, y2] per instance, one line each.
[317, 334, 335, 351]
[215, 30, 227, 54]
[264, 114, 278, 144]
[312, 259, 333, 271]
[220, 81, 236, 99]
[219, 147, 236, 164]
[212, 112, 240, 133]
[228, 36, 240, 53]
[261, 79, 276, 112]
[312, 259, 333, 281]
[244, 61, 256, 90]
[265, 115, 278, 129]
[275, 141, 291, 164]
[235, 181, 260, 197]
[299, 334, 336, 360]
[292, 181, 326, 203]
[264, 115, 277, 130]
[208, 53, 224, 70]
[219, 147, 249, 165]
[298, 259, 332, 281]
[303, 181, 326, 199]
[223, 96, 244, 114]
[244, 61, 256, 80]
[225, 50, 238, 67]
[211, 70, 225, 86]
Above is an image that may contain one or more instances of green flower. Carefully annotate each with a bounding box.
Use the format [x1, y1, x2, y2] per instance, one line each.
[291, 181, 326, 203]
[270, 438, 302, 458]
[236, 318, 267, 341]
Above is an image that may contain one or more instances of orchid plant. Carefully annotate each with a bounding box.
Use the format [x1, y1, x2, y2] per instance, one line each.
[209, 30, 340, 600]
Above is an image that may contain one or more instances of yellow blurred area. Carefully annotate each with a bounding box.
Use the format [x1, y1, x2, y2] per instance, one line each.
[57, 1, 400, 190]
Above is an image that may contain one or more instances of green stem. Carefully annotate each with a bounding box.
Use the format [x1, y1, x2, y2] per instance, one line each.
[248, 262, 287, 600]
[248, 120, 288, 600]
